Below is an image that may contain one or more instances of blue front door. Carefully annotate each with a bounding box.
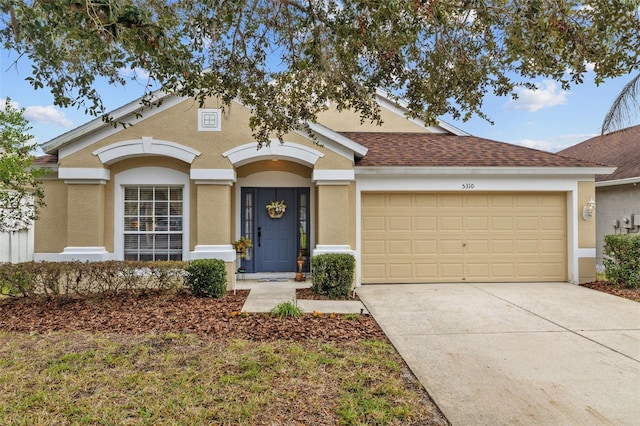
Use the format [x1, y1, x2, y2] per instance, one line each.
[240, 187, 309, 273]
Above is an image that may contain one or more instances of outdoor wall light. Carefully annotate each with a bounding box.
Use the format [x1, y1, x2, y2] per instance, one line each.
[582, 198, 596, 220]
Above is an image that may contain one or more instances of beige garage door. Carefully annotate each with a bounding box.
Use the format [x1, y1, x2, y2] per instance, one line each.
[361, 192, 567, 283]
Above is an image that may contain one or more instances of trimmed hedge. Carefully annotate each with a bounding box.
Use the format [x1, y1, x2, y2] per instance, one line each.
[603, 234, 640, 289]
[311, 253, 355, 299]
[184, 259, 227, 298]
[0, 261, 186, 298]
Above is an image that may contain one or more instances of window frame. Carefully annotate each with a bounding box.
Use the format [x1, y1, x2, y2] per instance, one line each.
[114, 167, 190, 261]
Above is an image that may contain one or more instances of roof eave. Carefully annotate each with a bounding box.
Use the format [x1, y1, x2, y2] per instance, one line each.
[374, 88, 470, 136]
[303, 122, 369, 158]
[596, 176, 640, 187]
[40, 89, 173, 155]
[355, 166, 617, 176]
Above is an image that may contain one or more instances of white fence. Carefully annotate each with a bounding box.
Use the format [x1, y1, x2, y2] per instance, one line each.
[0, 228, 34, 263]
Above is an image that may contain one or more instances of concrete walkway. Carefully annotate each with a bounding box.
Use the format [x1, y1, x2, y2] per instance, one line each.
[357, 282, 640, 425]
[237, 280, 368, 314]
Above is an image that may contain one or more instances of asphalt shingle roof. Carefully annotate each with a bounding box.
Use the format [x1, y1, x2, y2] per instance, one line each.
[344, 132, 603, 168]
[557, 125, 640, 182]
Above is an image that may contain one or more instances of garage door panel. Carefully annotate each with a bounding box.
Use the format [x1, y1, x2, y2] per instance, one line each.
[415, 216, 437, 230]
[388, 193, 412, 208]
[493, 263, 515, 277]
[415, 240, 437, 255]
[541, 216, 564, 230]
[415, 263, 439, 279]
[388, 263, 412, 279]
[466, 216, 489, 231]
[516, 217, 539, 230]
[440, 216, 463, 230]
[440, 239, 464, 255]
[466, 239, 489, 254]
[466, 263, 490, 279]
[362, 216, 386, 231]
[388, 239, 412, 255]
[361, 192, 566, 283]
[542, 239, 564, 254]
[492, 239, 514, 254]
[492, 217, 514, 230]
[440, 263, 464, 279]
[414, 194, 437, 207]
[362, 239, 385, 255]
[389, 216, 412, 231]
[516, 239, 539, 254]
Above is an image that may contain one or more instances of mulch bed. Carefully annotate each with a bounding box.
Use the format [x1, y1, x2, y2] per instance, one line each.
[580, 281, 640, 303]
[0, 289, 387, 342]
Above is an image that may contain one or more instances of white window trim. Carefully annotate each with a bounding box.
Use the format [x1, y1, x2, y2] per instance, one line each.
[114, 167, 190, 261]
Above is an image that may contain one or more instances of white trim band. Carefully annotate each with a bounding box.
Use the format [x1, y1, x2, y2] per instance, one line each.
[58, 168, 111, 181]
[190, 169, 237, 185]
[60, 246, 110, 261]
[191, 245, 237, 262]
[312, 169, 355, 185]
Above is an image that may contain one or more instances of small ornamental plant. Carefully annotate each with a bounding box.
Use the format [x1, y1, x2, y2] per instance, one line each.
[266, 200, 286, 214]
[232, 236, 253, 258]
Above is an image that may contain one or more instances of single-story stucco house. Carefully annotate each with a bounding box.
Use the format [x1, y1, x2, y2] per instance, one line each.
[32, 90, 613, 286]
[558, 125, 640, 268]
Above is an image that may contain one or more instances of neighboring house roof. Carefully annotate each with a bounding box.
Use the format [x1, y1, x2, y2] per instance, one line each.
[557, 125, 640, 184]
[32, 154, 58, 166]
[346, 132, 604, 168]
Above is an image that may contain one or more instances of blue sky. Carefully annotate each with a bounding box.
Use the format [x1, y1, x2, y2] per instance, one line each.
[1, 47, 636, 154]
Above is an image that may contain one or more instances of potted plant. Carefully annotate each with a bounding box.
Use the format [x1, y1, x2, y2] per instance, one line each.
[266, 200, 286, 218]
[232, 236, 253, 259]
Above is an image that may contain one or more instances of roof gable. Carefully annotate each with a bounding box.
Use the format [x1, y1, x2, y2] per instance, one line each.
[558, 125, 640, 182]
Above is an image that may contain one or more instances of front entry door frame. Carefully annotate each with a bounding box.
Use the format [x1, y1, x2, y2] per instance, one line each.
[240, 187, 310, 273]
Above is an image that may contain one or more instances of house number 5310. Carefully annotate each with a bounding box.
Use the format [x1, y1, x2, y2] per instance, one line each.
[462, 183, 475, 189]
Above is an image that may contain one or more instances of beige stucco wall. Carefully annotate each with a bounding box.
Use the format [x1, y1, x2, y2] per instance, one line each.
[316, 185, 351, 246]
[577, 180, 596, 283]
[578, 181, 596, 248]
[195, 184, 231, 245]
[578, 257, 597, 284]
[67, 184, 105, 247]
[315, 101, 428, 133]
[60, 97, 352, 171]
[34, 179, 68, 252]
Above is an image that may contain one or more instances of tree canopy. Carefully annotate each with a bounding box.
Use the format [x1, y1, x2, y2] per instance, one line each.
[0, 98, 45, 232]
[2, 0, 639, 145]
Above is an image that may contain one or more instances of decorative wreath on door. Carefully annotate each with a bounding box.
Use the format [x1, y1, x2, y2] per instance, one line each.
[266, 200, 286, 219]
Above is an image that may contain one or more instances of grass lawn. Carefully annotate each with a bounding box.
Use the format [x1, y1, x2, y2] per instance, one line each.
[0, 332, 446, 425]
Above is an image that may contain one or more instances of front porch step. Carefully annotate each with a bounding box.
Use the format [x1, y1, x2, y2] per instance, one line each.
[237, 280, 369, 315]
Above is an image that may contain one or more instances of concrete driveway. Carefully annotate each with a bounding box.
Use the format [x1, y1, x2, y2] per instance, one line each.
[357, 282, 640, 425]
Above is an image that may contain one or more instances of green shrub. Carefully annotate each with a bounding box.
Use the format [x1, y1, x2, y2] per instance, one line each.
[603, 234, 640, 289]
[0, 261, 186, 298]
[311, 253, 355, 299]
[185, 259, 227, 298]
[270, 301, 304, 318]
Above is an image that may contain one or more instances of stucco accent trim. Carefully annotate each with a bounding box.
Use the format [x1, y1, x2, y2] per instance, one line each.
[190, 169, 236, 185]
[312, 169, 355, 186]
[222, 142, 324, 167]
[313, 245, 354, 255]
[60, 246, 110, 261]
[58, 168, 110, 183]
[191, 245, 236, 262]
[93, 137, 201, 165]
